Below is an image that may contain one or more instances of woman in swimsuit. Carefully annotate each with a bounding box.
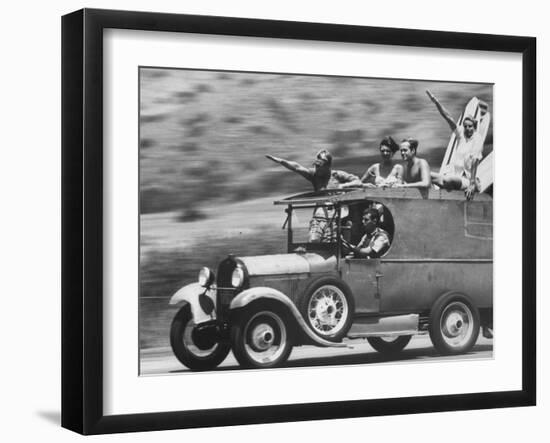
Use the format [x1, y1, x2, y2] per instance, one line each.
[343, 136, 403, 188]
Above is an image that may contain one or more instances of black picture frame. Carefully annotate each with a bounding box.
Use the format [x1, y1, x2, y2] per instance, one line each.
[61, 8, 536, 435]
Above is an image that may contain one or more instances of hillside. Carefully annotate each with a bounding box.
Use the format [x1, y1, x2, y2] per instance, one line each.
[139, 68, 493, 214]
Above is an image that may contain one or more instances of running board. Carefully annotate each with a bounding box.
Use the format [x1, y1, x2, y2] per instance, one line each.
[347, 314, 419, 339]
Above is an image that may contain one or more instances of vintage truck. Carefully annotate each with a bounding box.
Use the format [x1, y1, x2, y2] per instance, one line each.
[168, 188, 493, 370]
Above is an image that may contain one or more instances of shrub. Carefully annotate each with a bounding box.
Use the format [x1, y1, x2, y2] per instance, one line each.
[175, 207, 207, 222]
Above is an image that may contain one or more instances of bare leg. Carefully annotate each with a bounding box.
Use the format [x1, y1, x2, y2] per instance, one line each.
[431, 172, 463, 190]
[430, 172, 445, 187]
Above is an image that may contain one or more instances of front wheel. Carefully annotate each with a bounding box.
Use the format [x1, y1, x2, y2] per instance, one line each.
[170, 305, 230, 371]
[367, 335, 412, 354]
[299, 277, 355, 342]
[429, 292, 480, 355]
[230, 302, 293, 369]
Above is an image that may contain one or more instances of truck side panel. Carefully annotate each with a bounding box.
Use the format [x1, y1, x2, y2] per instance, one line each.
[381, 199, 492, 260]
[378, 261, 492, 312]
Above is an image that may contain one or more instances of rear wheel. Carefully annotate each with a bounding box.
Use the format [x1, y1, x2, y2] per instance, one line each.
[367, 335, 412, 354]
[230, 302, 293, 369]
[170, 305, 230, 371]
[429, 292, 480, 355]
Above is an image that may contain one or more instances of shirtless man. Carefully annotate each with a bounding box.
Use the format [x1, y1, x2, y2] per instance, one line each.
[265, 149, 358, 192]
[426, 90, 483, 200]
[391, 138, 431, 189]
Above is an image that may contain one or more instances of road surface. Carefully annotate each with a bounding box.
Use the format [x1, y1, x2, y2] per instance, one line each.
[140, 335, 493, 375]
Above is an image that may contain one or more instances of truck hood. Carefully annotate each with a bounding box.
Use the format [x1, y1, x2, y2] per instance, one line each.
[237, 252, 337, 276]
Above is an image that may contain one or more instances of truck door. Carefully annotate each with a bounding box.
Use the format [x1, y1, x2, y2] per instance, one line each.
[341, 257, 382, 314]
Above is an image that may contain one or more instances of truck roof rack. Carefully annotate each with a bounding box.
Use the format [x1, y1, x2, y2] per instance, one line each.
[274, 187, 493, 205]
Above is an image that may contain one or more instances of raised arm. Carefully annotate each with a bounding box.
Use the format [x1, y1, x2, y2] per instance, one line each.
[265, 154, 313, 182]
[426, 90, 457, 131]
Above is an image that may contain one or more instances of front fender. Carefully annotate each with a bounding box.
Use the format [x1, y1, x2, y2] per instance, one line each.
[230, 287, 347, 348]
[169, 282, 216, 324]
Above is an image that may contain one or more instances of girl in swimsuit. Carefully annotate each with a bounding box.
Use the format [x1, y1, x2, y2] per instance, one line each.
[359, 136, 403, 187]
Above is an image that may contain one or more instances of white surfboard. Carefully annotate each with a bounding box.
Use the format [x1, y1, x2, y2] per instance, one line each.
[476, 150, 493, 193]
[476, 103, 493, 193]
[439, 96, 492, 193]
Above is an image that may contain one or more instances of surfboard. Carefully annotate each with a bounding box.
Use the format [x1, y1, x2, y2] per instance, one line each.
[476, 150, 493, 193]
[476, 104, 493, 193]
[439, 96, 492, 193]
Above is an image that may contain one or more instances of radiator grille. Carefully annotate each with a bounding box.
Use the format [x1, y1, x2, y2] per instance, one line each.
[217, 287, 235, 307]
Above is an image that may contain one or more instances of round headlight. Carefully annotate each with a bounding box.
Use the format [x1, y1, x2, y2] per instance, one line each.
[231, 267, 245, 288]
[198, 267, 213, 287]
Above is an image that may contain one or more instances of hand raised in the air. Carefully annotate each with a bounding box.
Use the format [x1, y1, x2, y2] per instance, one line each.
[265, 154, 281, 163]
[426, 90, 437, 103]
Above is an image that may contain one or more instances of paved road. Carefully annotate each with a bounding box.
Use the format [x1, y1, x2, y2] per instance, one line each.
[140, 335, 493, 375]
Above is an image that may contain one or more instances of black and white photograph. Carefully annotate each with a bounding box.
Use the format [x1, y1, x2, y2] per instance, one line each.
[138, 68, 494, 375]
[2, 0, 545, 440]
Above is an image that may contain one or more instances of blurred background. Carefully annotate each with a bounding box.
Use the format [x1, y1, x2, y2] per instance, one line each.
[139, 68, 492, 353]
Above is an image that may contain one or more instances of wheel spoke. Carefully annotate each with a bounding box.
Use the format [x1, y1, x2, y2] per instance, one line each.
[307, 285, 349, 336]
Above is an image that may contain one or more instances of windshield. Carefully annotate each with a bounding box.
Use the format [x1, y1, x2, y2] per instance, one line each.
[287, 204, 345, 252]
[296, 205, 336, 243]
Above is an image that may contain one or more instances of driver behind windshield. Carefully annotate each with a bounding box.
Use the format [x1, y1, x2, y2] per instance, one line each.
[342, 208, 390, 258]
